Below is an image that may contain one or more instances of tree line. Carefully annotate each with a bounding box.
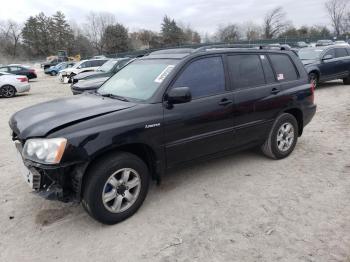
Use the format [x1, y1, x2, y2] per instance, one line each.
[0, 0, 349, 62]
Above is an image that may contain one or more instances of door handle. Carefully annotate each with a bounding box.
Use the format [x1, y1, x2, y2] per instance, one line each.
[218, 98, 233, 106]
[271, 87, 280, 95]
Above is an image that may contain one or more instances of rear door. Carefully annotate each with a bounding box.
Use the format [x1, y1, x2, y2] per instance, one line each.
[229, 53, 297, 147]
[163, 55, 235, 167]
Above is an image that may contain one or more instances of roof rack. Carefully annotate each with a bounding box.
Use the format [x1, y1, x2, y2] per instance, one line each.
[193, 43, 292, 53]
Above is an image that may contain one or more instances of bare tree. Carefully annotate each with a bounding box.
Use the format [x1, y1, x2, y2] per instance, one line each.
[263, 7, 287, 39]
[242, 21, 261, 41]
[325, 0, 348, 36]
[0, 20, 22, 57]
[84, 12, 116, 54]
[216, 24, 241, 42]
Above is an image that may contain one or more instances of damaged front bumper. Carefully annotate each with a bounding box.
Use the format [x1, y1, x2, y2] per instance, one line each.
[14, 141, 87, 202]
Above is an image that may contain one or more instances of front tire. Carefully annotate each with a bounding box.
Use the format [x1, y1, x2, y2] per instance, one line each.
[261, 113, 298, 159]
[82, 152, 150, 225]
[0, 85, 16, 98]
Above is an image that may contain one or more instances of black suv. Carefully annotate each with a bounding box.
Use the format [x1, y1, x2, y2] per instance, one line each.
[9, 47, 316, 224]
[298, 45, 350, 87]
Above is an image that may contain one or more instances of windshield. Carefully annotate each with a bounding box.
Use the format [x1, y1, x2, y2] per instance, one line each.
[97, 60, 118, 72]
[298, 49, 323, 60]
[98, 59, 177, 101]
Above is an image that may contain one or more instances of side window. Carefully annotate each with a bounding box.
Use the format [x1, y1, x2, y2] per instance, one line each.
[269, 54, 298, 82]
[98, 60, 107, 66]
[80, 62, 89, 68]
[260, 55, 276, 84]
[90, 60, 98, 67]
[9, 66, 20, 72]
[227, 54, 266, 89]
[323, 49, 335, 58]
[172, 56, 225, 99]
[335, 48, 348, 58]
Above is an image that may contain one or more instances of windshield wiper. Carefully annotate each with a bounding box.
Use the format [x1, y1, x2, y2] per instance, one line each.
[100, 93, 129, 102]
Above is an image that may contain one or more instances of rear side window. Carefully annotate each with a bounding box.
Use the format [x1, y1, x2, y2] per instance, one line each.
[0, 67, 8, 72]
[335, 48, 348, 58]
[172, 56, 225, 99]
[227, 54, 266, 89]
[260, 55, 276, 83]
[269, 54, 298, 81]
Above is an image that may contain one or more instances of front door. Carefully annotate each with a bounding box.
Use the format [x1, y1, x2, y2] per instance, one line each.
[319, 48, 339, 81]
[163, 56, 234, 167]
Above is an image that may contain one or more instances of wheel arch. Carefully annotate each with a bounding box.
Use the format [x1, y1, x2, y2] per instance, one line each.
[0, 84, 17, 94]
[284, 108, 303, 136]
[79, 142, 160, 198]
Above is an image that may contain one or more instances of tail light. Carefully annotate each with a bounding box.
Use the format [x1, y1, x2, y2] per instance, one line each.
[17, 77, 28, 82]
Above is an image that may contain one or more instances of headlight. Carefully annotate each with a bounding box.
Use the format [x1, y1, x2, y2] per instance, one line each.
[23, 138, 67, 164]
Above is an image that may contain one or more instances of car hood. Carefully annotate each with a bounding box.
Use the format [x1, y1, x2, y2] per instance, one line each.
[73, 77, 109, 90]
[9, 94, 136, 139]
[75, 71, 106, 80]
[301, 59, 318, 66]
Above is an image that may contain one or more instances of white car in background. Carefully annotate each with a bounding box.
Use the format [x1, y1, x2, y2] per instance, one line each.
[334, 40, 350, 46]
[58, 58, 108, 83]
[0, 72, 30, 98]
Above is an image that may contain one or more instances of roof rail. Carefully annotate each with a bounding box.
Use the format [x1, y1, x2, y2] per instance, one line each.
[193, 44, 258, 53]
[193, 43, 292, 53]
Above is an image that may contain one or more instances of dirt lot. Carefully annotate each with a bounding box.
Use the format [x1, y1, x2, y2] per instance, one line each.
[0, 69, 350, 262]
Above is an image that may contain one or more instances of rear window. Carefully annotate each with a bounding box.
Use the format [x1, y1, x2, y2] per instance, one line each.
[335, 48, 348, 58]
[269, 54, 298, 81]
[227, 54, 266, 89]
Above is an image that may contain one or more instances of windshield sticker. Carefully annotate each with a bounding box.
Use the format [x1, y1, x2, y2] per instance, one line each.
[277, 73, 284, 81]
[154, 65, 175, 83]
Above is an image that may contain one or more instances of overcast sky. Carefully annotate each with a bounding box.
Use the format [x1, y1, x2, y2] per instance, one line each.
[0, 0, 329, 34]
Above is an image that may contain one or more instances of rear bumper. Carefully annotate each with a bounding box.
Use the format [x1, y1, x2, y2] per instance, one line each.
[303, 104, 317, 127]
[16, 83, 30, 93]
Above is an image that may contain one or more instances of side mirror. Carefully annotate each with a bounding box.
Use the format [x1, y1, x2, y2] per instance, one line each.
[166, 87, 191, 104]
[323, 54, 333, 61]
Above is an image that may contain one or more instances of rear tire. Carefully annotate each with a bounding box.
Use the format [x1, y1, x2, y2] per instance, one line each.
[0, 85, 16, 98]
[261, 113, 298, 159]
[82, 152, 150, 225]
[343, 76, 350, 85]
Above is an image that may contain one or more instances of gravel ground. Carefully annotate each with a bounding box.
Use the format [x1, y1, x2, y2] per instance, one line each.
[0, 69, 350, 262]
